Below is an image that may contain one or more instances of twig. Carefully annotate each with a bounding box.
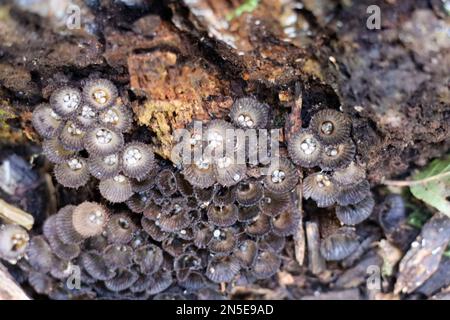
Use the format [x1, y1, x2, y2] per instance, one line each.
[382, 171, 450, 187]
[0, 199, 34, 230]
[285, 82, 303, 141]
[306, 221, 326, 275]
[293, 183, 305, 266]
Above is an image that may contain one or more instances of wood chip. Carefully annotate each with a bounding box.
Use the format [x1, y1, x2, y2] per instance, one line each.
[416, 257, 450, 296]
[376, 239, 403, 277]
[277, 271, 295, 286]
[285, 82, 303, 140]
[293, 184, 305, 266]
[306, 221, 326, 275]
[394, 214, 450, 294]
[0, 198, 34, 230]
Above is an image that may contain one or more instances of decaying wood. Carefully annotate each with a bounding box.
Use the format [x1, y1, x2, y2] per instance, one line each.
[305, 221, 325, 275]
[0, 263, 30, 300]
[416, 257, 450, 296]
[394, 214, 450, 294]
[285, 82, 303, 141]
[289, 81, 305, 267]
[0, 199, 34, 230]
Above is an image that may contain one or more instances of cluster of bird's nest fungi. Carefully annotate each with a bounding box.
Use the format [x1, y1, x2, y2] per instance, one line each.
[0, 76, 375, 299]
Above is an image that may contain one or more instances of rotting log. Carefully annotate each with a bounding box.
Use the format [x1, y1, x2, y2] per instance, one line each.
[0, 0, 447, 181]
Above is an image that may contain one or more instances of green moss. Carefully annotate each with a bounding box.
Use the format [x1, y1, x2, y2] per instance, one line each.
[226, 0, 260, 21]
[0, 6, 11, 21]
[0, 106, 15, 126]
[406, 208, 429, 229]
[404, 195, 431, 228]
[0, 102, 18, 140]
[444, 245, 450, 258]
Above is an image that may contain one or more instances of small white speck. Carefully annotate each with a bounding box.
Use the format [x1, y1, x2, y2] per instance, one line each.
[354, 106, 364, 112]
[431, 247, 441, 255]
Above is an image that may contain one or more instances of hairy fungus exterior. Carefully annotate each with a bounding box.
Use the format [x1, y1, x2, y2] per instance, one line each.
[122, 142, 155, 180]
[72, 202, 109, 238]
[82, 79, 118, 110]
[252, 250, 281, 279]
[50, 86, 82, 118]
[99, 104, 133, 133]
[319, 140, 356, 170]
[54, 205, 85, 244]
[42, 138, 75, 164]
[84, 126, 124, 157]
[288, 129, 322, 168]
[336, 195, 375, 225]
[320, 227, 359, 261]
[263, 158, 299, 194]
[32, 104, 62, 139]
[54, 157, 90, 189]
[332, 161, 366, 186]
[235, 179, 264, 207]
[205, 255, 240, 283]
[99, 175, 133, 203]
[310, 109, 351, 145]
[87, 153, 121, 180]
[303, 173, 338, 208]
[229, 97, 269, 129]
[207, 204, 238, 227]
[59, 121, 86, 151]
[182, 161, 216, 189]
[74, 104, 98, 129]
